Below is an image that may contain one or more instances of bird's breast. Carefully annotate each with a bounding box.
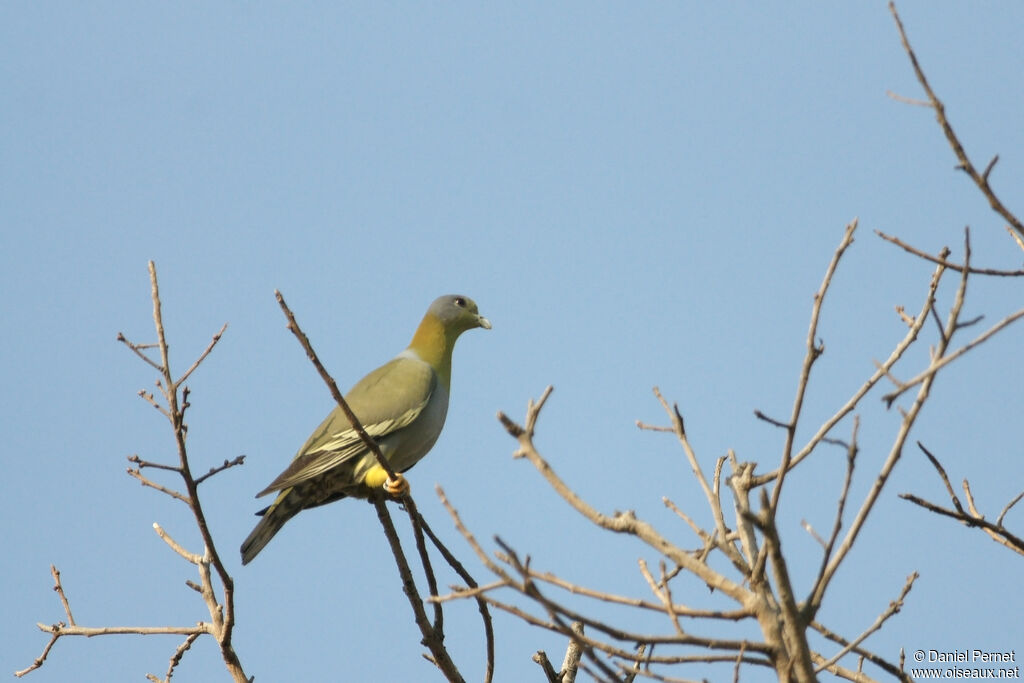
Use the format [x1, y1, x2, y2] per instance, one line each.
[386, 382, 450, 473]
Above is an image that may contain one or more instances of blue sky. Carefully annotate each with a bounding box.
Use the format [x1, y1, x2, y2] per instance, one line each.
[4, 2, 1023, 681]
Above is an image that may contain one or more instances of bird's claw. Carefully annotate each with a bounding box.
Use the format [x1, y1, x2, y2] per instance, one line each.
[384, 474, 410, 497]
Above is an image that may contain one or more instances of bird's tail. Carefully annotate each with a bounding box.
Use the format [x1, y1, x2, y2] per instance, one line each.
[240, 488, 301, 565]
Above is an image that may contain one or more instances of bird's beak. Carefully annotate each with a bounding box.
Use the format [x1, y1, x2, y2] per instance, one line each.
[477, 315, 492, 330]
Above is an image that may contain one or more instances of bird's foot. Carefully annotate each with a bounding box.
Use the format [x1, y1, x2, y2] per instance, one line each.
[384, 474, 410, 497]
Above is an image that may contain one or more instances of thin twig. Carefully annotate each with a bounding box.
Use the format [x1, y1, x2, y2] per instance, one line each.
[415, 504, 495, 683]
[22, 264, 247, 680]
[499, 388, 749, 602]
[900, 448, 1024, 556]
[814, 573, 917, 673]
[117, 332, 164, 372]
[153, 523, 204, 564]
[805, 417, 859, 616]
[882, 307, 1024, 406]
[482, 592, 772, 665]
[638, 560, 683, 635]
[128, 454, 183, 473]
[889, 2, 1024, 241]
[372, 496, 466, 682]
[51, 565, 75, 625]
[917, 442, 964, 512]
[817, 257, 951, 599]
[753, 241, 943, 486]
[769, 219, 858, 518]
[473, 563, 749, 620]
[875, 230, 1024, 277]
[194, 455, 246, 485]
[532, 650, 560, 683]
[145, 263, 244, 679]
[997, 491, 1024, 527]
[164, 632, 201, 682]
[810, 620, 913, 682]
[126, 467, 191, 504]
[651, 388, 747, 572]
[176, 324, 228, 386]
[403, 498, 444, 634]
[429, 580, 509, 603]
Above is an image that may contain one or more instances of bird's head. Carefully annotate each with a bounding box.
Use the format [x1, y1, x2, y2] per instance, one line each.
[428, 294, 492, 335]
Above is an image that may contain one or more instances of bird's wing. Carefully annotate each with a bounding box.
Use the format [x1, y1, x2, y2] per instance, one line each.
[256, 356, 436, 496]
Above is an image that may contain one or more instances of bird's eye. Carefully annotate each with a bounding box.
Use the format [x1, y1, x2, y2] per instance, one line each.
[454, 297, 466, 307]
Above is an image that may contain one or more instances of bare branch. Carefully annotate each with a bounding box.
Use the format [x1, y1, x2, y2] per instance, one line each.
[116, 332, 164, 372]
[754, 490, 816, 681]
[650, 389, 746, 572]
[885, 90, 931, 107]
[176, 323, 228, 386]
[662, 497, 710, 544]
[753, 248, 944, 492]
[428, 580, 509, 603]
[128, 454, 182, 473]
[163, 633, 201, 682]
[876, 230, 1024, 277]
[372, 496, 466, 682]
[997, 491, 1024, 528]
[1005, 225, 1024, 253]
[810, 620, 914, 682]
[20, 263, 249, 681]
[560, 621, 585, 683]
[153, 523, 204, 564]
[480, 592, 770, 663]
[51, 565, 75, 625]
[768, 219, 858, 518]
[753, 410, 789, 430]
[36, 623, 207, 637]
[882, 306, 1024, 406]
[638, 560, 682, 635]
[194, 455, 246, 485]
[806, 417, 859, 615]
[917, 442, 964, 512]
[889, 2, 1024, 240]
[412, 508, 495, 683]
[814, 573, 917, 673]
[126, 466, 191, 504]
[532, 650, 559, 683]
[15, 564, 212, 679]
[143, 263, 243, 678]
[901, 446, 1024, 556]
[817, 259, 952, 598]
[636, 420, 673, 433]
[499, 388, 749, 602]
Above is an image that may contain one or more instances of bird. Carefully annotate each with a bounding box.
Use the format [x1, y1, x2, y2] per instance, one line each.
[240, 294, 490, 565]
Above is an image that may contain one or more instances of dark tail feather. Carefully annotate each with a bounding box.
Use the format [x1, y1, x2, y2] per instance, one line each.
[241, 489, 301, 565]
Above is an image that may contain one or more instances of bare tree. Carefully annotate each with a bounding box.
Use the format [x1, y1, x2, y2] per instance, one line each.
[15, 263, 247, 682]
[430, 4, 1024, 682]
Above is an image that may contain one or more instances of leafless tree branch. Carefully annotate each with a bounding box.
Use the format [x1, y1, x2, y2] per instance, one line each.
[875, 230, 1024, 276]
[888, 2, 1024, 241]
[901, 444, 1024, 557]
[17, 262, 247, 681]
